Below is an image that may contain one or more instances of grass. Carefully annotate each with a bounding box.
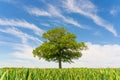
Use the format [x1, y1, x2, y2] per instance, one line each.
[0, 68, 120, 80]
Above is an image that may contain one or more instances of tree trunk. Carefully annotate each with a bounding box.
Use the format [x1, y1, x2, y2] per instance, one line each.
[58, 58, 62, 69]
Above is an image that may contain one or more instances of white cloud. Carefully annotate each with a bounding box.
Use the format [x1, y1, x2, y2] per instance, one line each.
[0, 18, 45, 68]
[25, 5, 85, 28]
[0, 59, 58, 68]
[63, 0, 117, 36]
[0, 42, 39, 62]
[79, 42, 120, 67]
[26, 7, 51, 17]
[41, 23, 50, 27]
[0, 42, 58, 68]
[0, 18, 44, 35]
[1, 42, 120, 68]
[0, 23, 43, 67]
[11, 44, 35, 59]
[57, 42, 120, 68]
[48, 5, 83, 28]
[0, 28, 43, 44]
[63, 0, 97, 14]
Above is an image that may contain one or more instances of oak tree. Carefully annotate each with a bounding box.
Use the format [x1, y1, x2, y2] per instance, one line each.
[33, 27, 87, 68]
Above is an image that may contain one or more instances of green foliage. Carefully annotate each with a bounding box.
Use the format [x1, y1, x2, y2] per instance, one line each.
[33, 27, 87, 68]
[0, 70, 7, 80]
[1, 68, 120, 80]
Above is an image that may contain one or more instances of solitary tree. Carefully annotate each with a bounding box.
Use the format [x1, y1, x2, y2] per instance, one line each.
[33, 27, 87, 68]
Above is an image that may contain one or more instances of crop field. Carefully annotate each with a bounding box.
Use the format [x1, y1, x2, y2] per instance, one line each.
[0, 68, 120, 80]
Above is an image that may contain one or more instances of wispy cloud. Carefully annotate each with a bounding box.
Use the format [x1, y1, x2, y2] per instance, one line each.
[0, 18, 44, 35]
[0, 40, 36, 59]
[0, 28, 43, 44]
[26, 7, 51, 17]
[0, 18, 43, 62]
[11, 44, 36, 60]
[41, 23, 50, 27]
[48, 5, 83, 28]
[63, 0, 117, 36]
[0, 41, 58, 68]
[0, 43, 33, 64]
[25, 5, 85, 28]
[63, 0, 97, 14]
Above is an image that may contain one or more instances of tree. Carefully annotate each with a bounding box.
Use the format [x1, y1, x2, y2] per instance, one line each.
[32, 27, 88, 68]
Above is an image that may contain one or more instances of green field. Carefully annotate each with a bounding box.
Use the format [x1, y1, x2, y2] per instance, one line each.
[0, 68, 120, 80]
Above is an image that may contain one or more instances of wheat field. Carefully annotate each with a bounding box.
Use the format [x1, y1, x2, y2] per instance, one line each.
[0, 68, 120, 80]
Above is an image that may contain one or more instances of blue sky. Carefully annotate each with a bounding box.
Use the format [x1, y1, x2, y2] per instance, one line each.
[0, 0, 120, 68]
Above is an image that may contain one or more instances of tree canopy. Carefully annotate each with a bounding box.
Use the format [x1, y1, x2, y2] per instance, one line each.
[33, 27, 88, 68]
